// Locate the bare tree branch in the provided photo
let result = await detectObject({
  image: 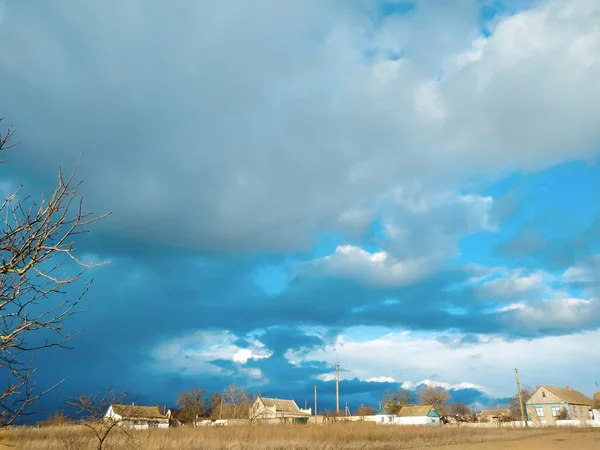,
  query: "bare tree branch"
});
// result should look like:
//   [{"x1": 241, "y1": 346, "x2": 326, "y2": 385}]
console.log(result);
[
  {"x1": 66, "y1": 389, "x2": 133, "y2": 450},
  {"x1": 0, "y1": 123, "x2": 110, "y2": 426}
]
